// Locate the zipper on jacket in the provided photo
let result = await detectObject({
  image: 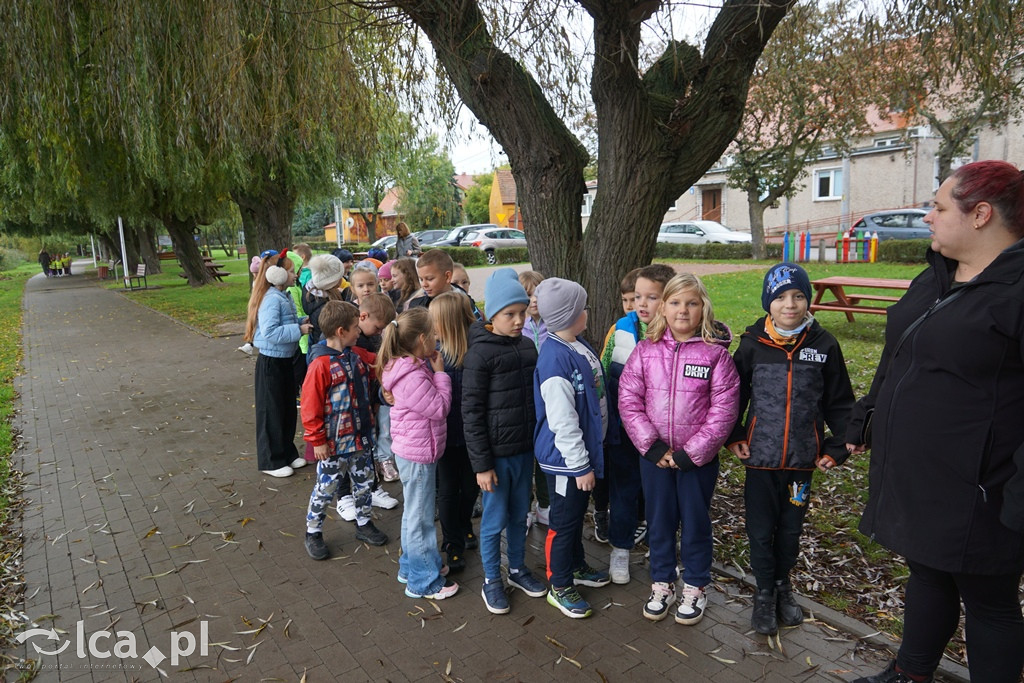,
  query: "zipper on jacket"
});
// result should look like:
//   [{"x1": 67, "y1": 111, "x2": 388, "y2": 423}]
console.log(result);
[
  {"x1": 669, "y1": 341, "x2": 681, "y2": 450},
  {"x1": 756, "y1": 330, "x2": 807, "y2": 469}
]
